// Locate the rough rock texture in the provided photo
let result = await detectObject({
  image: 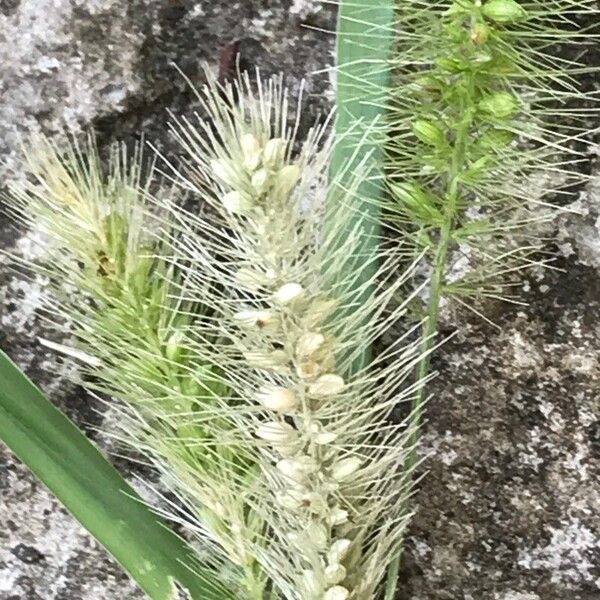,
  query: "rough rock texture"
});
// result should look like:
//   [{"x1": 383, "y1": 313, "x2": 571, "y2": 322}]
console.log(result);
[
  {"x1": 398, "y1": 258, "x2": 600, "y2": 600},
  {"x1": 0, "y1": 1, "x2": 598, "y2": 599}
]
